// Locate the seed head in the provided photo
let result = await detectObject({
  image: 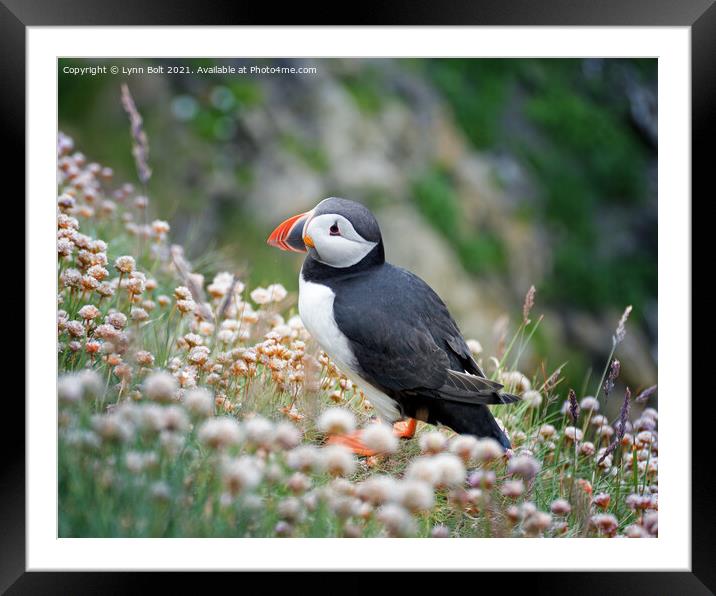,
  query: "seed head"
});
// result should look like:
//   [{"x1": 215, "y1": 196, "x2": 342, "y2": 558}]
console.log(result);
[
  {"x1": 603, "y1": 359, "x2": 621, "y2": 398},
  {"x1": 614, "y1": 305, "x2": 633, "y2": 345},
  {"x1": 635, "y1": 385, "x2": 657, "y2": 403},
  {"x1": 567, "y1": 388, "x2": 580, "y2": 423},
  {"x1": 522, "y1": 285, "x2": 536, "y2": 324}
]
